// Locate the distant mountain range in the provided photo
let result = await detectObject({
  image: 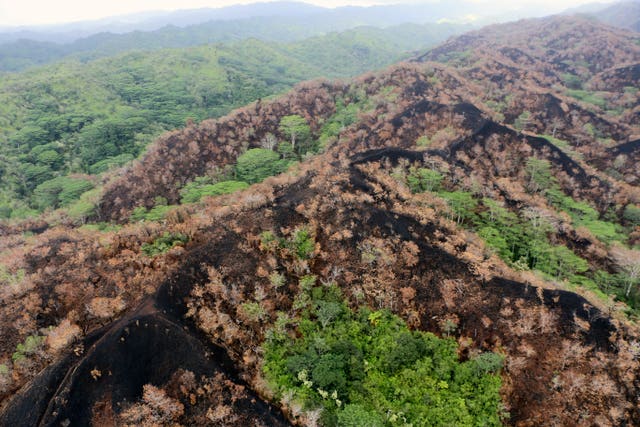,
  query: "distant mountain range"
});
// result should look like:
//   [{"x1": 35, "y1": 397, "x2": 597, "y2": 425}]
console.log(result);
[
  {"x1": 0, "y1": 2, "x2": 325, "y2": 43},
  {"x1": 0, "y1": 0, "x2": 595, "y2": 45},
  {"x1": 592, "y1": 0, "x2": 640, "y2": 31},
  {"x1": 0, "y1": 2, "x2": 481, "y2": 72},
  {"x1": 562, "y1": 0, "x2": 640, "y2": 31},
  {"x1": 3, "y1": 1, "x2": 638, "y2": 73}
]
